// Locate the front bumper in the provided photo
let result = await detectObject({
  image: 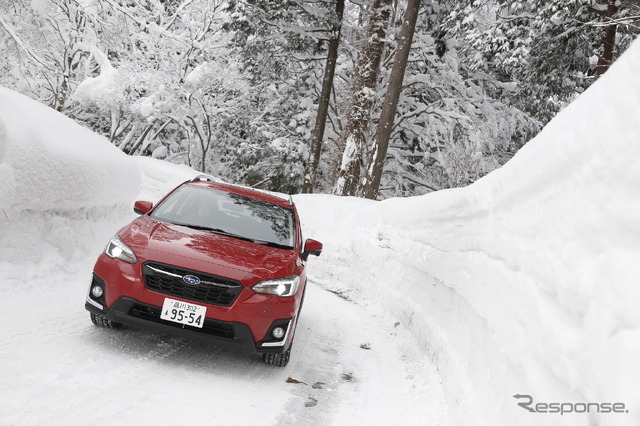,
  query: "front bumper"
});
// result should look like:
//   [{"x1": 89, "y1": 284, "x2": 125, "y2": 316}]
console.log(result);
[
  {"x1": 86, "y1": 296, "x2": 256, "y2": 348},
  {"x1": 85, "y1": 296, "x2": 294, "y2": 354},
  {"x1": 85, "y1": 264, "x2": 300, "y2": 354}
]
